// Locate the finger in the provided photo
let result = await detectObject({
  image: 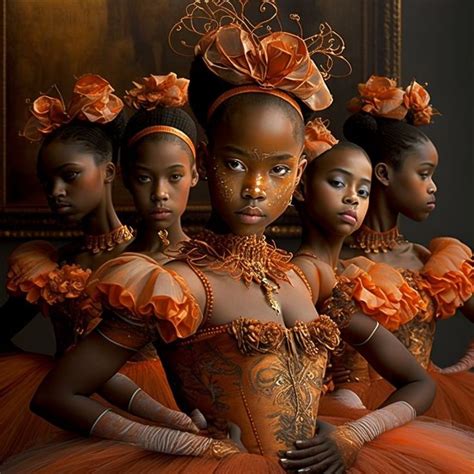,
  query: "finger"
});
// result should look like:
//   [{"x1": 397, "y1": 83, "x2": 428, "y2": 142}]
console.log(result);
[
  {"x1": 284, "y1": 444, "x2": 332, "y2": 460},
  {"x1": 280, "y1": 449, "x2": 332, "y2": 470},
  {"x1": 309, "y1": 454, "x2": 341, "y2": 472},
  {"x1": 294, "y1": 436, "x2": 329, "y2": 449},
  {"x1": 325, "y1": 462, "x2": 346, "y2": 474},
  {"x1": 190, "y1": 409, "x2": 207, "y2": 430}
]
